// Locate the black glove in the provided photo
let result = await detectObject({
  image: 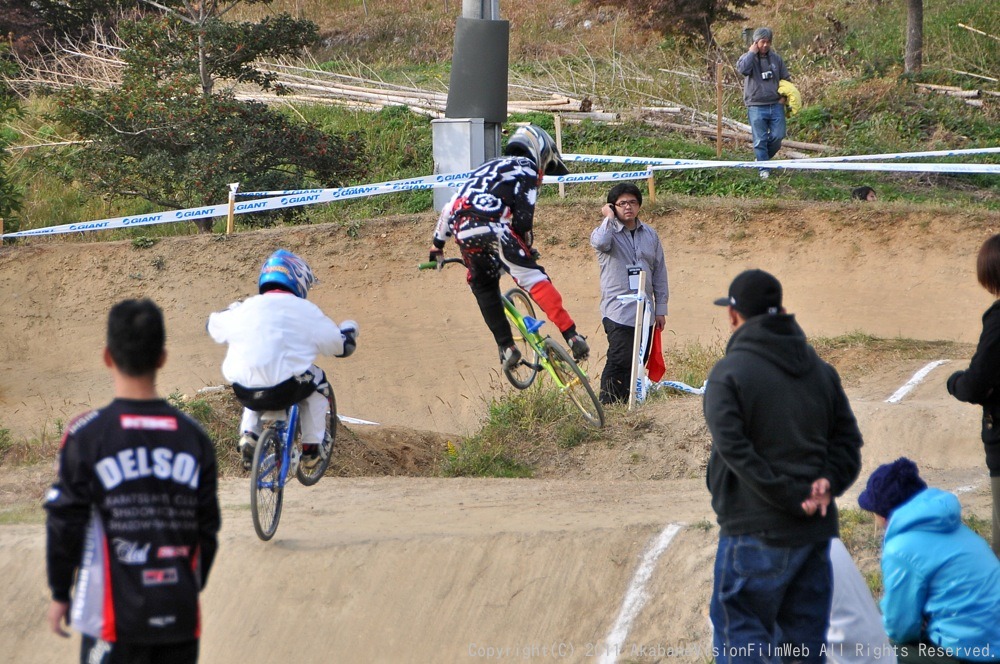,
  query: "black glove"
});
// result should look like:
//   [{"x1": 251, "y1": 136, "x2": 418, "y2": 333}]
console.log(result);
[
  {"x1": 428, "y1": 248, "x2": 443, "y2": 265},
  {"x1": 946, "y1": 370, "x2": 963, "y2": 396}
]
